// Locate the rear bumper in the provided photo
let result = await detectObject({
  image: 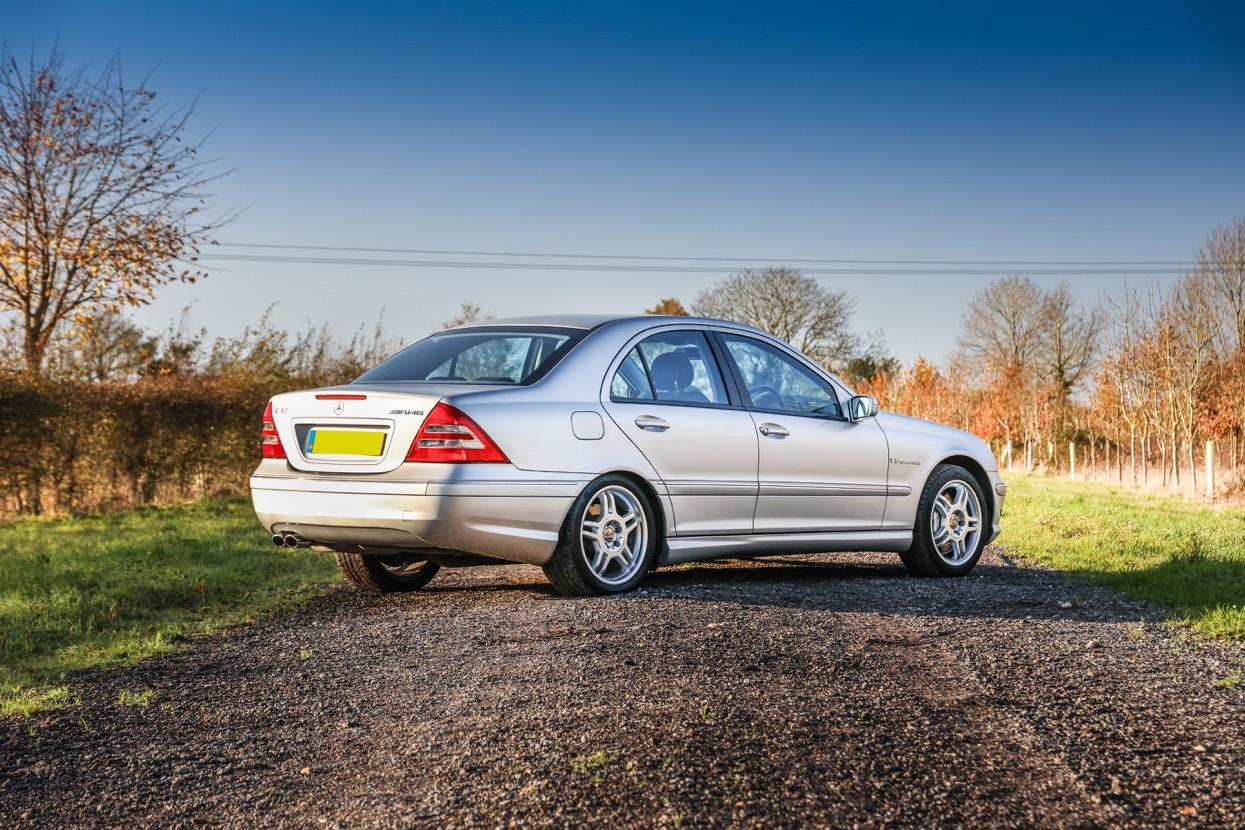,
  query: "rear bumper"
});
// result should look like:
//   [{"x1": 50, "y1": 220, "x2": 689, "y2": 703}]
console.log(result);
[{"x1": 249, "y1": 473, "x2": 582, "y2": 565}]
